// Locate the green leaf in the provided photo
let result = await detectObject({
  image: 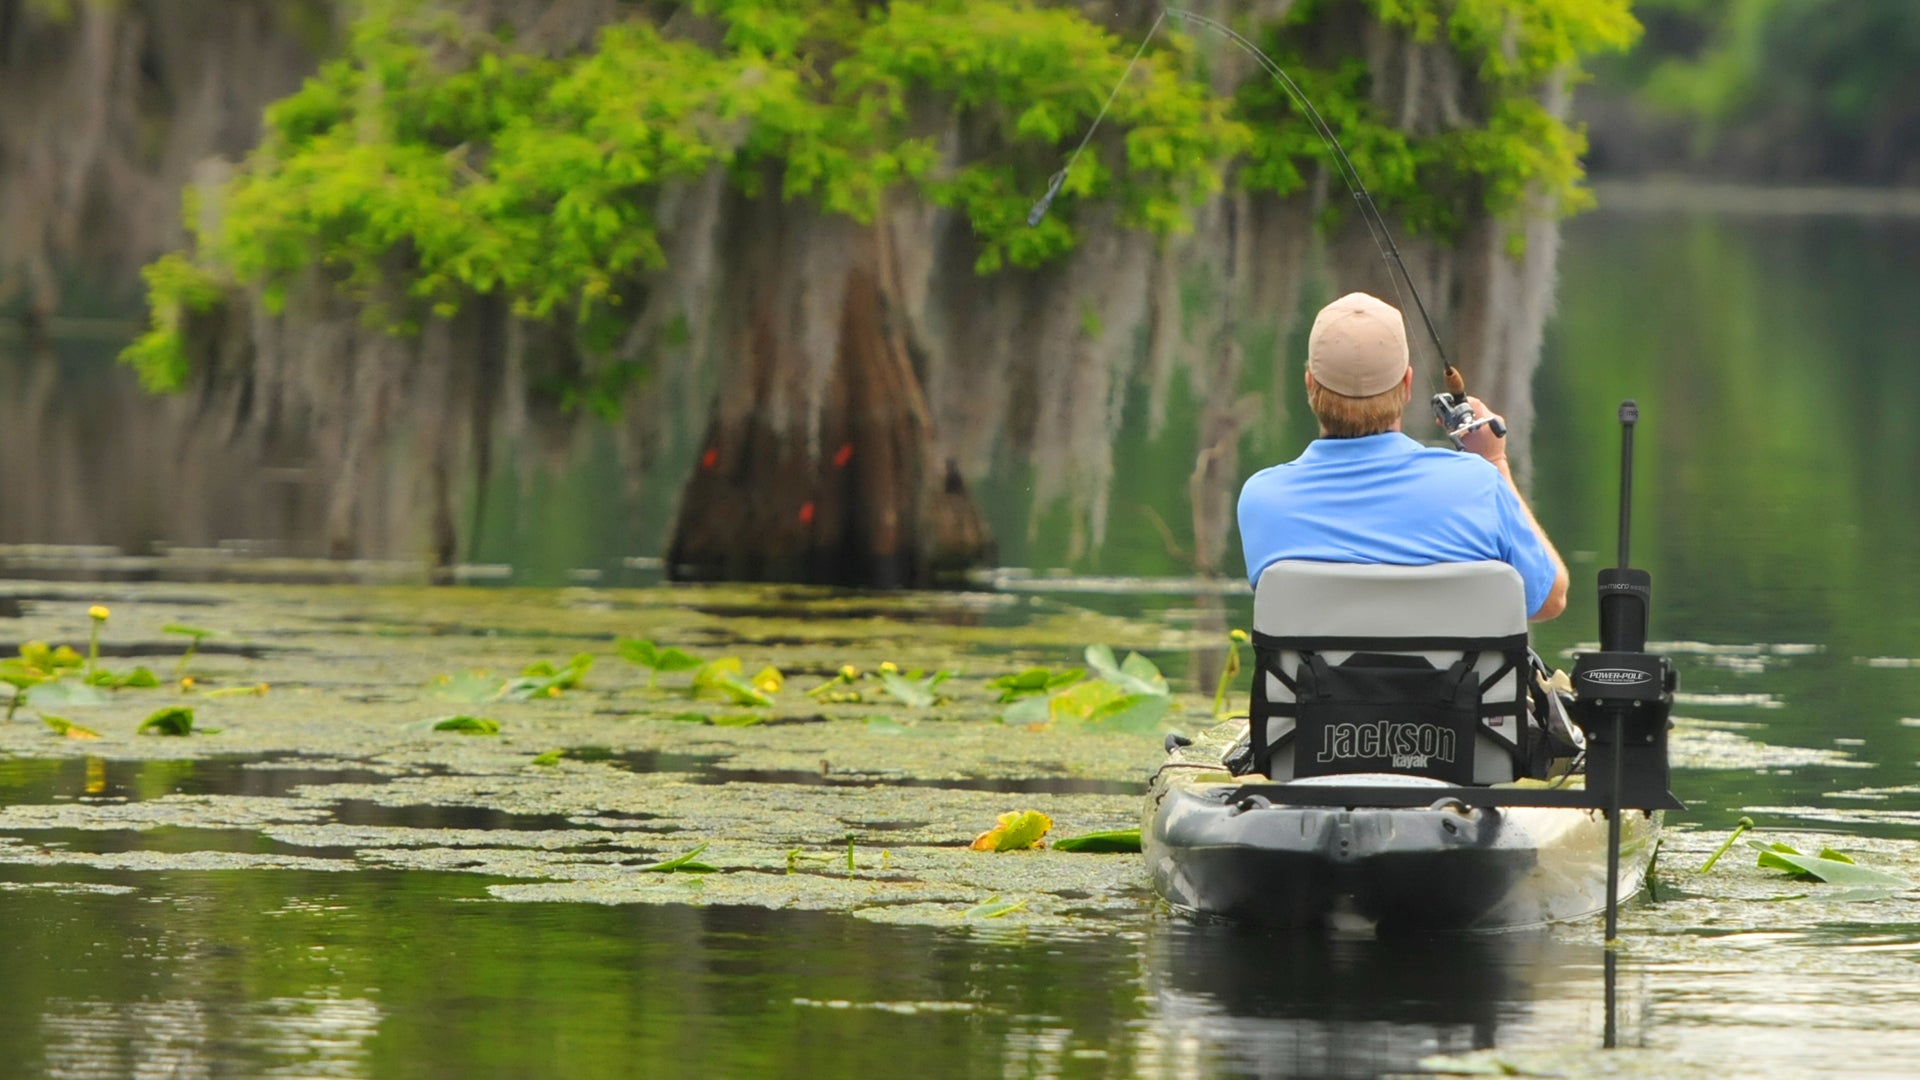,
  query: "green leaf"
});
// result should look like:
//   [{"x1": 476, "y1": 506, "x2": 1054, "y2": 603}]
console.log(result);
[
  {"x1": 431, "y1": 670, "x2": 507, "y2": 703},
  {"x1": 431, "y1": 715, "x2": 502, "y2": 735},
  {"x1": 691, "y1": 658, "x2": 773, "y2": 707},
  {"x1": 26, "y1": 680, "x2": 111, "y2": 708},
  {"x1": 1000, "y1": 694, "x2": 1052, "y2": 726},
  {"x1": 1052, "y1": 828, "x2": 1141, "y2": 853},
  {"x1": 988, "y1": 666, "x2": 1084, "y2": 702},
  {"x1": 162, "y1": 624, "x2": 221, "y2": 640},
  {"x1": 137, "y1": 707, "x2": 195, "y2": 736},
  {"x1": 964, "y1": 896, "x2": 1028, "y2": 919},
  {"x1": 1747, "y1": 840, "x2": 1909, "y2": 887},
  {"x1": 39, "y1": 714, "x2": 101, "y2": 740},
  {"x1": 114, "y1": 667, "x2": 161, "y2": 689},
  {"x1": 1086, "y1": 692, "x2": 1170, "y2": 735},
  {"x1": 638, "y1": 842, "x2": 716, "y2": 873},
  {"x1": 1084, "y1": 644, "x2": 1168, "y2": 696},
  {"x1": 876, "y1": 669, "x2": 949, "y2": 708},
  {"x1": 530, "y1": 749, "x2": 564, "y2": 766},
  {"x1": 970, "y1": 809, "x2": 1053, "y2": 852}
]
